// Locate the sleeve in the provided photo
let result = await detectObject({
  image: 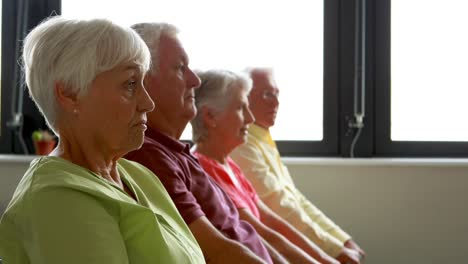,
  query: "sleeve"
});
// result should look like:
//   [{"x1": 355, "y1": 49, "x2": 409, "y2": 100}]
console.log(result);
[
  {"x1": 231, "y1": 142, "x2": 346, "y2": 258},
  {"x1": 229, "y1": 160, "x2": 260, "y2": 205},
  {"x1": 293, "y1": 185, "x2": 351, "y2": 243},
  {"x1": 27, "y1": 188, "x2": 129, "y2": 264},
  {"x1": 126, "y1": 146, "x2": 205, "y2": 225},
  {"x1": 197, "y1": 156, "x2": 250, "y2": 211},
  {"x1": 230, "y1": 143, "x2": 282, "y2": 198}
]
